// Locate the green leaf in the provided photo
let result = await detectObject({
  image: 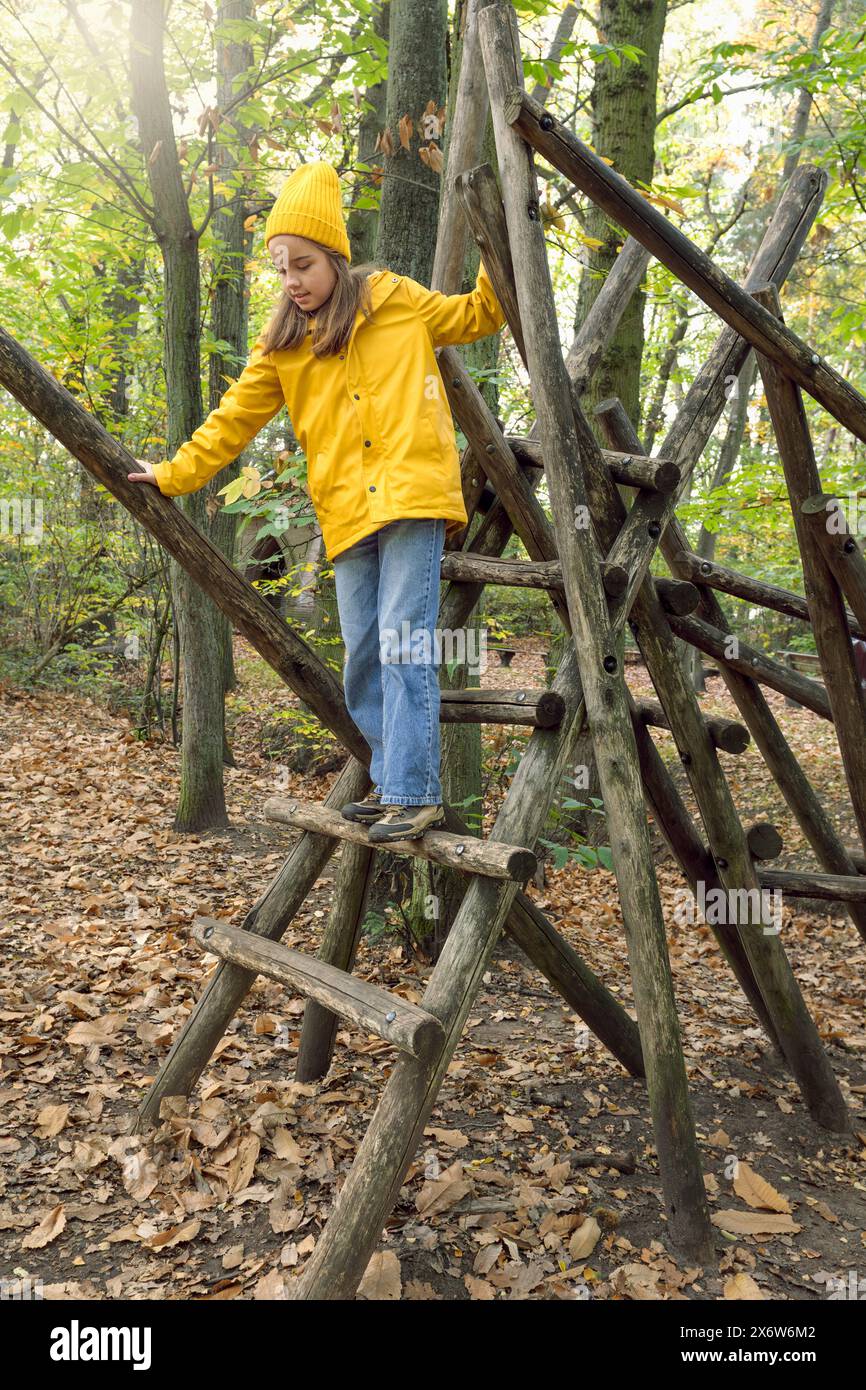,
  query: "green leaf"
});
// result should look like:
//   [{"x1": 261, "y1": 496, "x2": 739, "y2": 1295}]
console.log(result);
[{"x1": 219, "y1": 476, "x2": 247, "y2": 506}]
